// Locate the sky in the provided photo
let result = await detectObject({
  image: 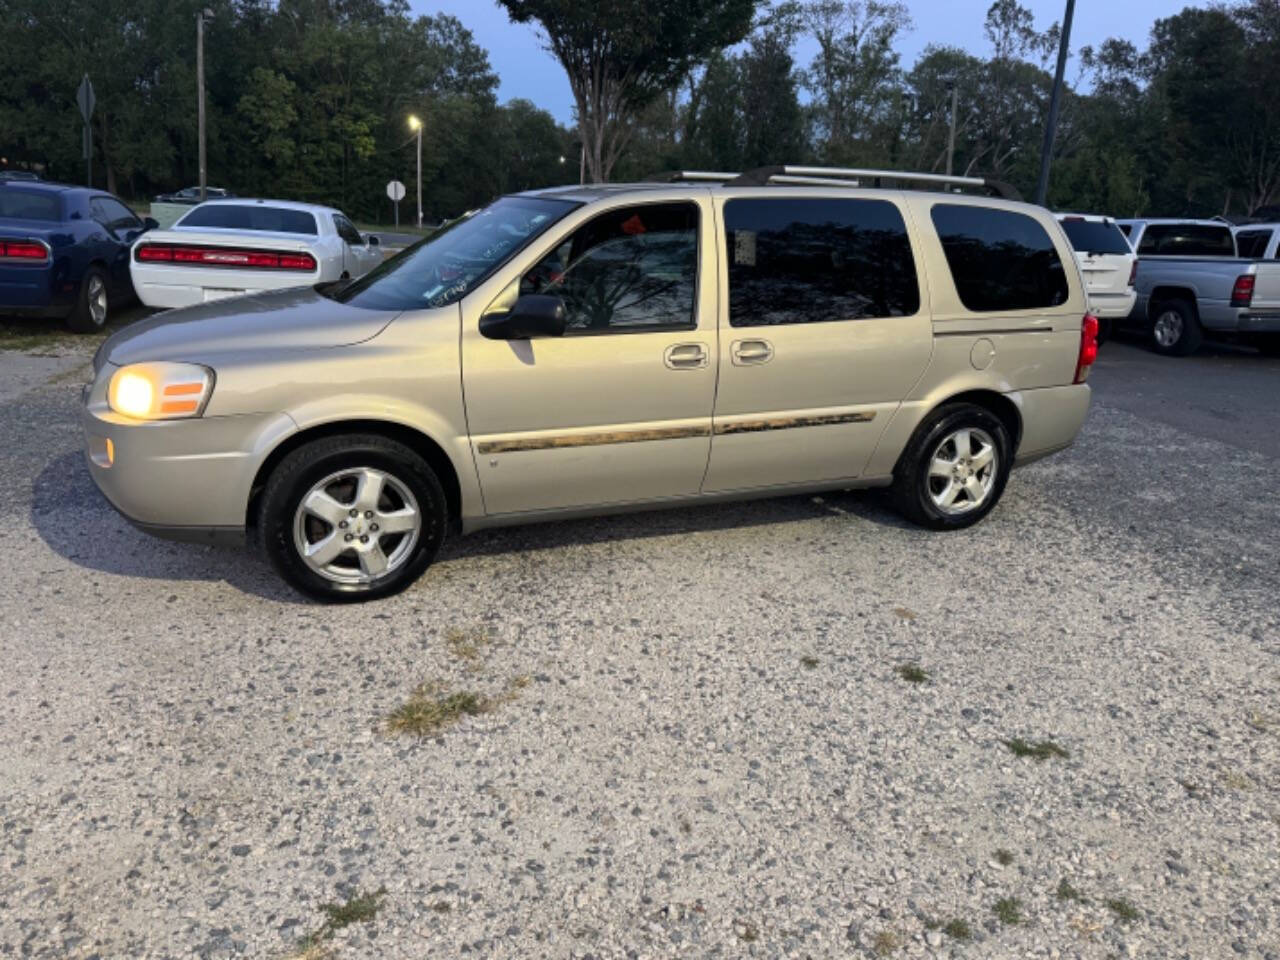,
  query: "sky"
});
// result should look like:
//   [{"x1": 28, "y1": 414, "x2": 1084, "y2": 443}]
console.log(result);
[{"x1": 410, "y1": 0, "x2": 1191, "y2": 124}]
